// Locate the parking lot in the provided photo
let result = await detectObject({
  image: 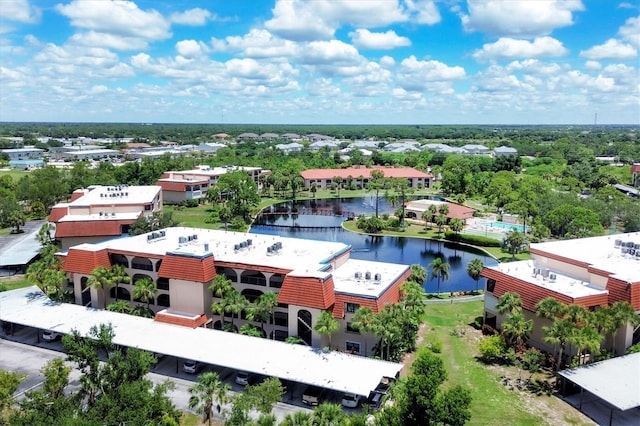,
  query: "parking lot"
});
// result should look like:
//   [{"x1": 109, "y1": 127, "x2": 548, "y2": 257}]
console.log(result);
[{"x1": 1, "y1": 323, "x2": 360, "y2": 419}]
